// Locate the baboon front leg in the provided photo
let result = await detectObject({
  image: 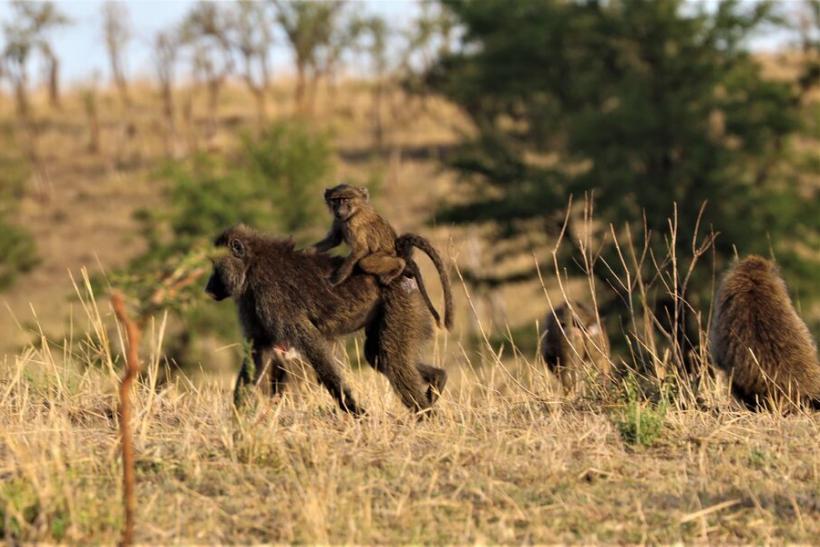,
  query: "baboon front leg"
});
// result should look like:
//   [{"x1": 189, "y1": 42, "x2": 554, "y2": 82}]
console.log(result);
[
  {"x1": 233, "y1": 341, "x2": 288, "y2": 406},
  {"x1": 255, "y1": 345, "x2": 289, "y2": 397},
  {"x1": 312, "y1": 226, "x2": 343, "y2": 253},
  {"x1": 299, "y1": 331, "x2": 364, "y2": 415}
]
